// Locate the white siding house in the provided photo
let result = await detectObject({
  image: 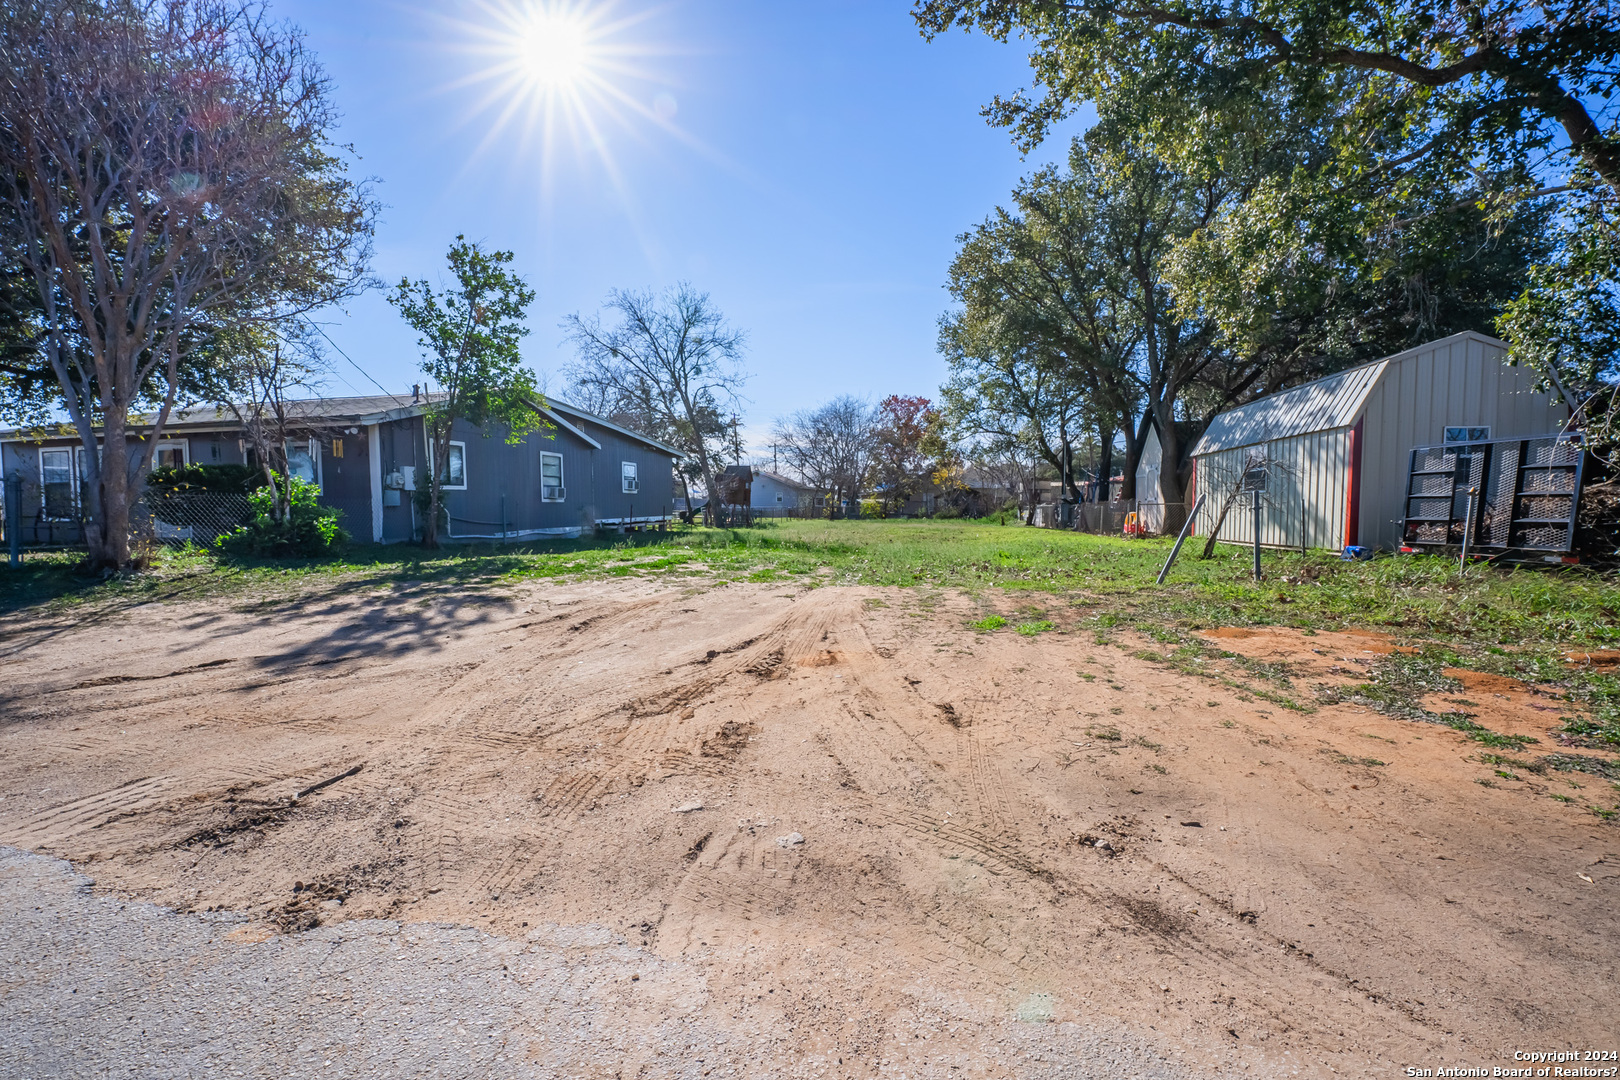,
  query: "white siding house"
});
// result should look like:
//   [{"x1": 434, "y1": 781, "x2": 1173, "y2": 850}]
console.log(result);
[
  {"x1": 1190, "y1": 332, "x2": 1568, "y2": 551},
  {"x1": 1135, "y1": 422, "x2": 1166, "y2": 533}
]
